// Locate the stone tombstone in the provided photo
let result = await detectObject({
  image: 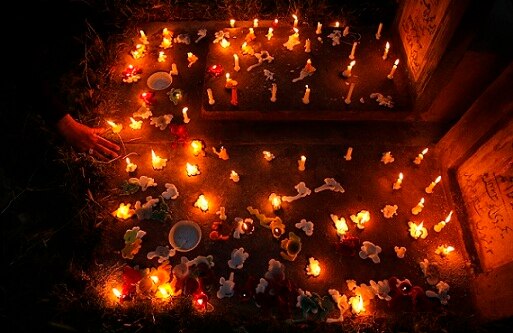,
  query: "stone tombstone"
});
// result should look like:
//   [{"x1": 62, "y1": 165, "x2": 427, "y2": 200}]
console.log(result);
[
  {"x1": 456, "y1": 119, "x2": 513, "y2": 271},
  {"x1": 398, "y1": 0, "x2": 468, "y2": 94}
]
